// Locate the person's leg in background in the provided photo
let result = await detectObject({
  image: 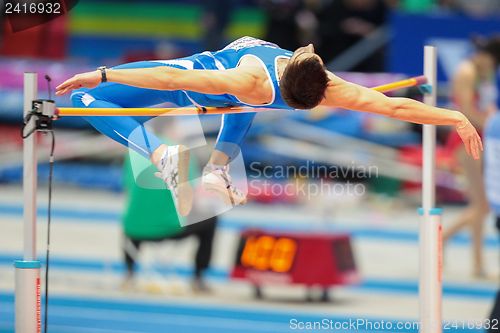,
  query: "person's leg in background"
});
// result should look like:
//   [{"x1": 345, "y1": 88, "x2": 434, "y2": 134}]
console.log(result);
[
  {"x1": 191, "y1": 216, "x2": 217, "y2": 292},
  {"x1": 443, "y1": 147, "x2": 489, "y2": 277},
  {"x1": 170, "y1": 216, "x2": 218, "y2": 292},
  {"x1": 122, "y1": 237, "x2": 142, "y2": 288}
]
